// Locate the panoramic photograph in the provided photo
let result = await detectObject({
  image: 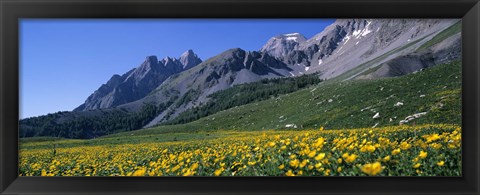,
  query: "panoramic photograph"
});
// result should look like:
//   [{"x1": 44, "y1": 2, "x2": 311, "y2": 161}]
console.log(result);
[{"x1": 19, "y1": 19, "x2": 461, "y2": 176}]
